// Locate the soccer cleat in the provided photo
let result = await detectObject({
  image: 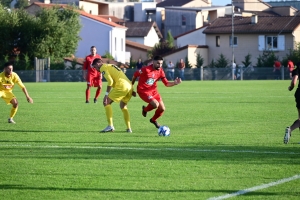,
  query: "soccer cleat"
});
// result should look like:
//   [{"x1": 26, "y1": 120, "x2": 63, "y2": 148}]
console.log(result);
[
  {"x1": 150, "y1": 118, "x2": 160, "y2": 128},
  {"x1": 284, "y1": 127, "x2": 291, "y2": 144},
  {"x1": 126, "y1": 128, "x2": 132, "y2": 133},
  {"x1": 85, "y1": 100, "x2": 89, "y2": 103},
  {"x1": 142, "y1": 105, "x2": 147, "y2": 117},
  {"x1": 8, "y1": 118, "x2": 16, "y2": 124},
  {"x1": 100, "y1": 125, "x2": 115, "y2": 133},
  {"x1": 94, "y1": 98, "x2": 97, "y2": 103}
]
